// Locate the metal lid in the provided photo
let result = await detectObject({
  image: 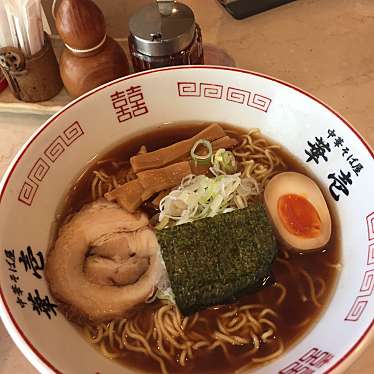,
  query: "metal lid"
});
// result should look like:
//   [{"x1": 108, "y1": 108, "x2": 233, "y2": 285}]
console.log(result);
[{"x1": 129, "y1": 1, "x2": 196, "y2": 57}]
